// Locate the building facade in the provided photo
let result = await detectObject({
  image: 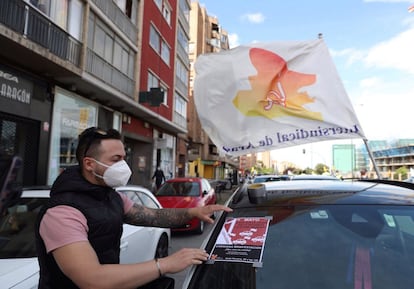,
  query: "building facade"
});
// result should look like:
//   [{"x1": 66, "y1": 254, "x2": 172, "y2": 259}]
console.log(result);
[
  {"x1": 187, "y1": 1, "x2": 238, "y2": 180},
  {"x1": 370, "y1": 139, "x2": 414, "y2": 179},
  {"x1": 0, "y1": 0, "x2": 187, "y2": 189},
  {"x1": 332, "y1": 144, "x2": 356, "y2": 175}
]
